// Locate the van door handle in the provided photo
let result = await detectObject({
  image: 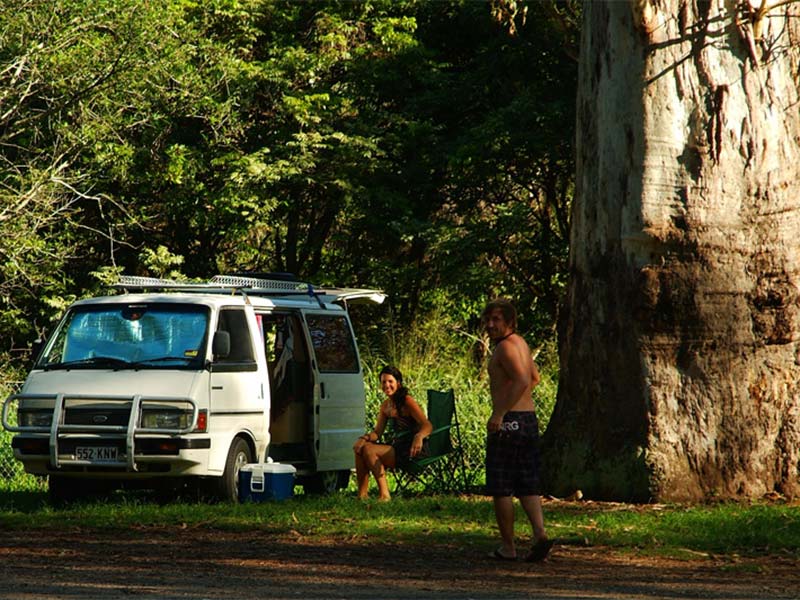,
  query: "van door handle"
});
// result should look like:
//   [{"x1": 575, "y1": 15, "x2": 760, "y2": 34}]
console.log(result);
[{"x1": 320, "y1": 382, "x2": 326, "y2": 399}]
